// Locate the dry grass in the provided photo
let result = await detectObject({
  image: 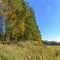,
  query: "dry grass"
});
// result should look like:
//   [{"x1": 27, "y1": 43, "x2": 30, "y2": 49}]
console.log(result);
[{"x1": 0, "y1": 41, "x2": 59, "y2": 60}]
